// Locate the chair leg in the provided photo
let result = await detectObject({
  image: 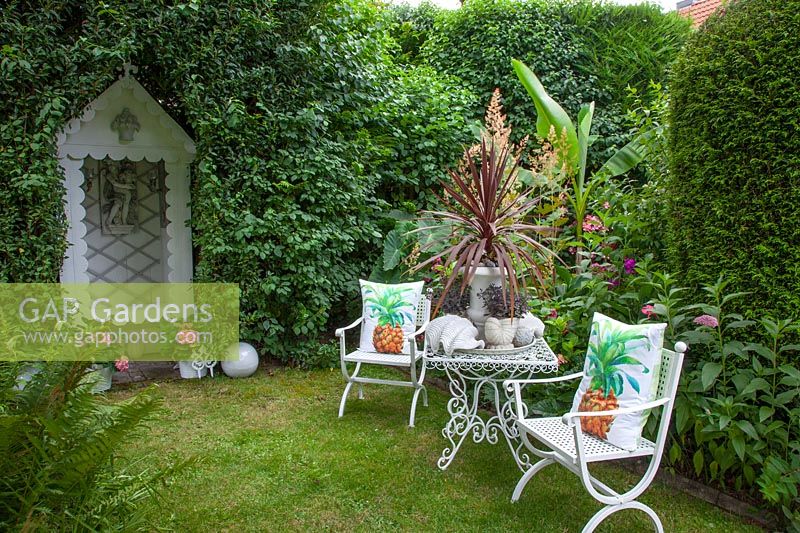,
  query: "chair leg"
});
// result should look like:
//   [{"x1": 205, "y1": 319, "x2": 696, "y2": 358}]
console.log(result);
[
  {"x1": 338, "y1": 381, "x2": 353, "y2": 418},
  {"x1": 409, "y1": 386, "x2": 425, "y2": 427},
  {"x1": 338, "y1": 362, "x2": 362, "y2": 418},
  {"x1": 422, "y1": 385, "x2": 428, "y2": 407},
  {"x1": 358, "y1": 384, "x2": 364, "y2": 399},
  {"x1": 582, "y1": 501, "x2": 663, "y2": 533},
  {"x1": 511, "y1": 457, "x2": 554, "y2": 502}
]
